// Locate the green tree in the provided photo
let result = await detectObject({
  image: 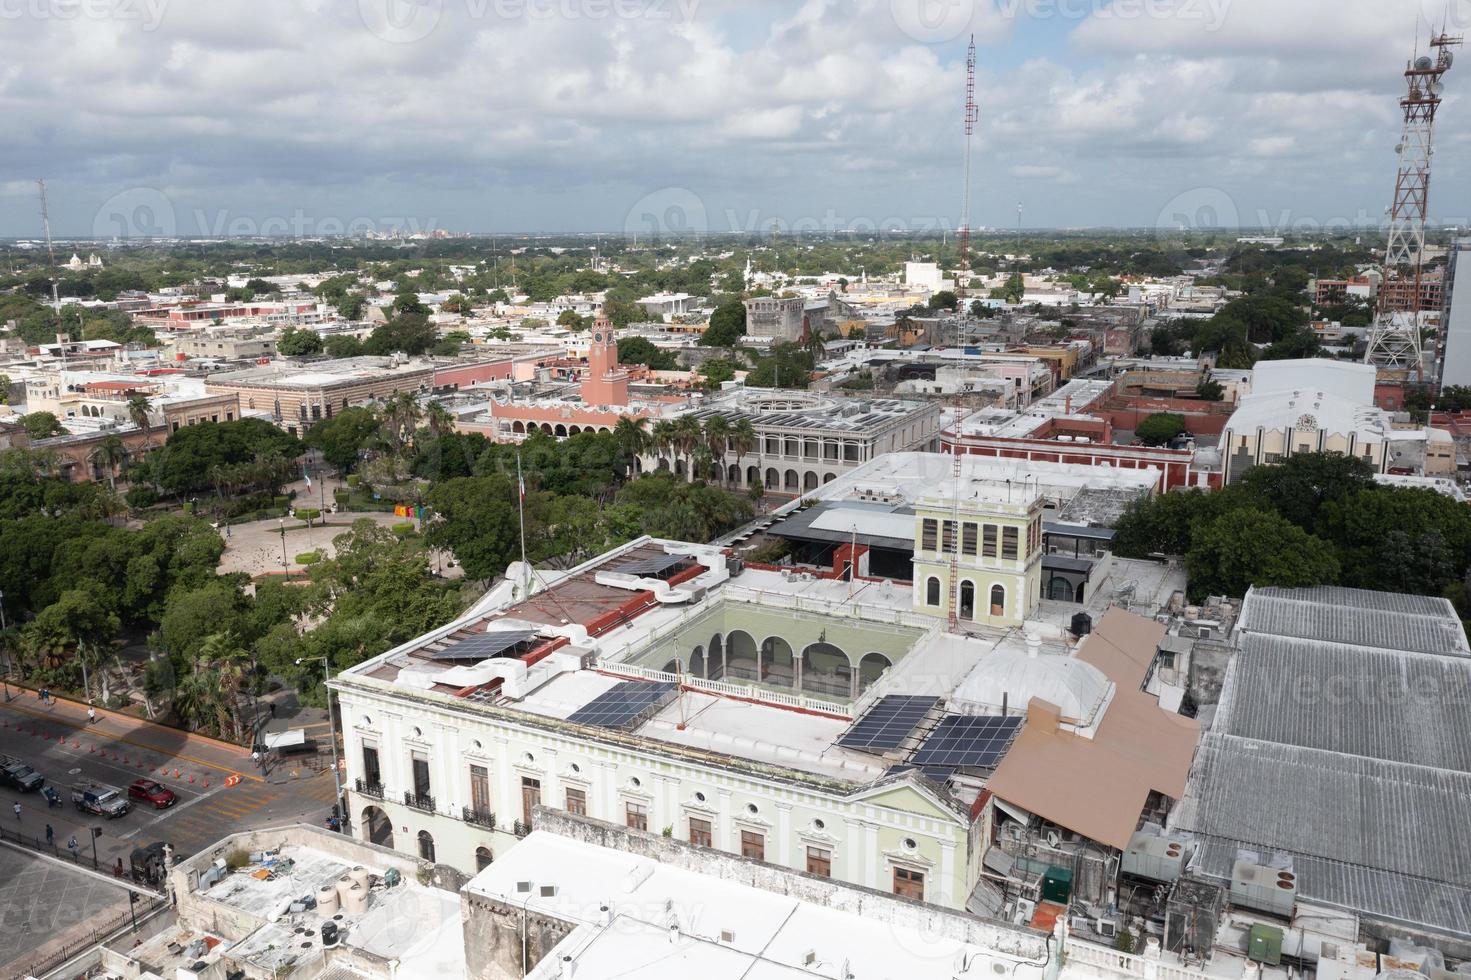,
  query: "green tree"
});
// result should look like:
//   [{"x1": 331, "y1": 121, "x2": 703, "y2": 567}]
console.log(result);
[
  {"x1": 698, "y1": 357, "x2": 737, "y2": 390},
  {"x1": 1195, "y1": 377, "x2": 1224, "y2": 401},
  {"x1": 927, "y1": 290, "x2": 958, "y2": 311},
  {"x1": 557, "y1": 309, "x2": 588, "y2": 331},
  {"x1": 363, "y1": 313, "x2": 437, "y2": 356},
  {"x1": 1238, "y1": 452, "x2": 1374, "y2": 534},
  {"x1": 1318, "y1": 487, "x2": 1471, "y2": 595},
  {"x1": 156, "y1": 581, "x2": 254, "y2": 664},
  {"x1": 617, "y1": 336, "x2": 677, "y2": 371},
  {"x1": 1185, "y1": 510, "x2": 1339, "y2": 601},
  {"x1": 20, "y1": 589, "x2": 120, "y2": 674},
  {"x1": 325, "y1": 335, "x2": 364, "y2": 358},
  {"x1": 701, "y1": 301, "x2": 748, "y2": 347},
  {"x1": 424, "y1": 475, "x2": 523, "y2": 582},
  {"x1": 1135, "y1": 412, "x2": 1186, "y2": 446},
  {"x1": 19, "y1": 412, "x2": 66, "y2": 440},
  {"x1": 277, "y1": 327, "x2": 323, "y2": 357}
]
